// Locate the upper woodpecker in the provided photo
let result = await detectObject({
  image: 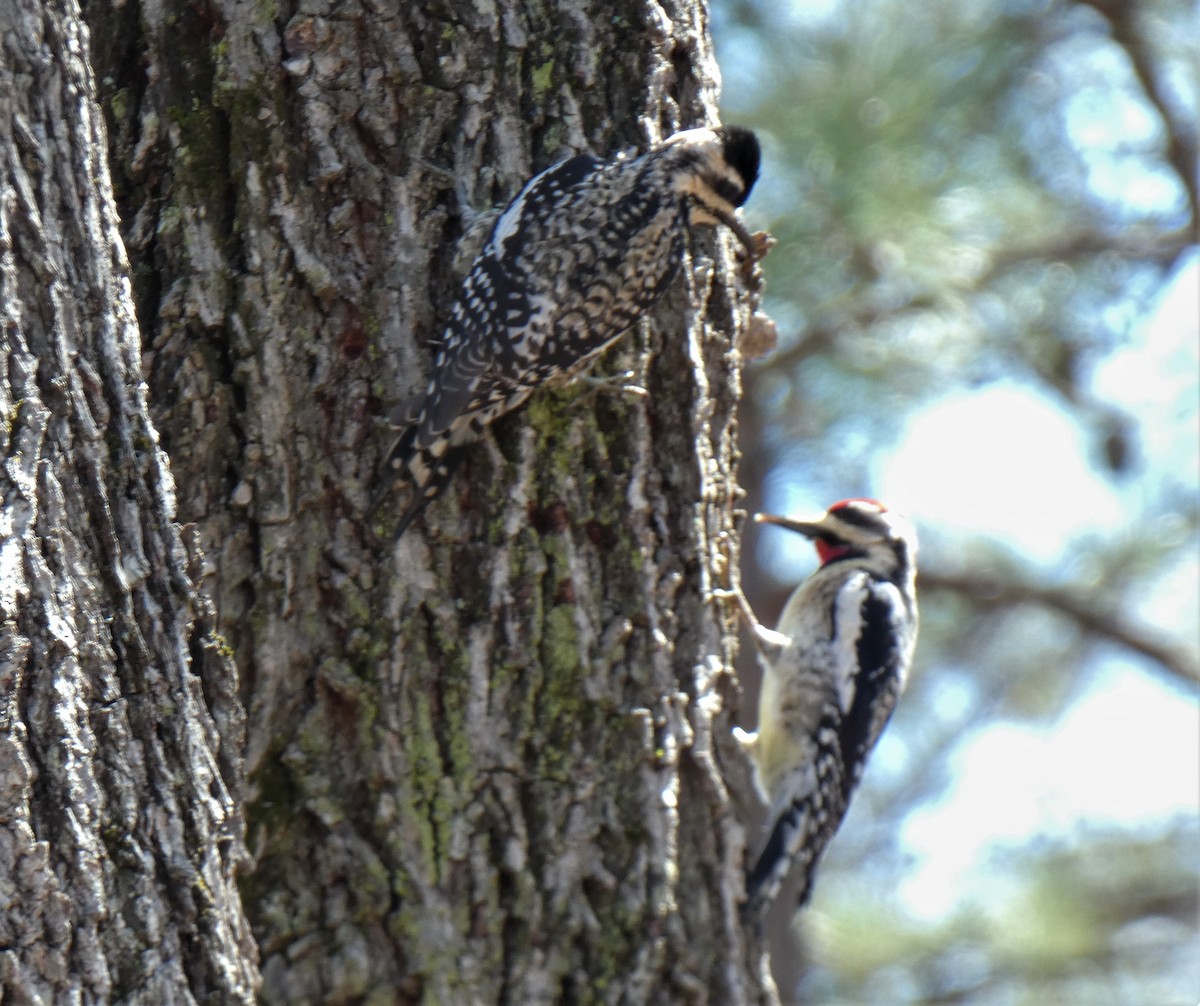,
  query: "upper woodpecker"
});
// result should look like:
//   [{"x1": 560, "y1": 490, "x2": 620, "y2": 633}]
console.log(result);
[
  {"x1": 734, "y1": 498, "x2": 918, "y2": 917},
  {"x1": 370, "y1": 125, "x2": 762, "y2": 537}
]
